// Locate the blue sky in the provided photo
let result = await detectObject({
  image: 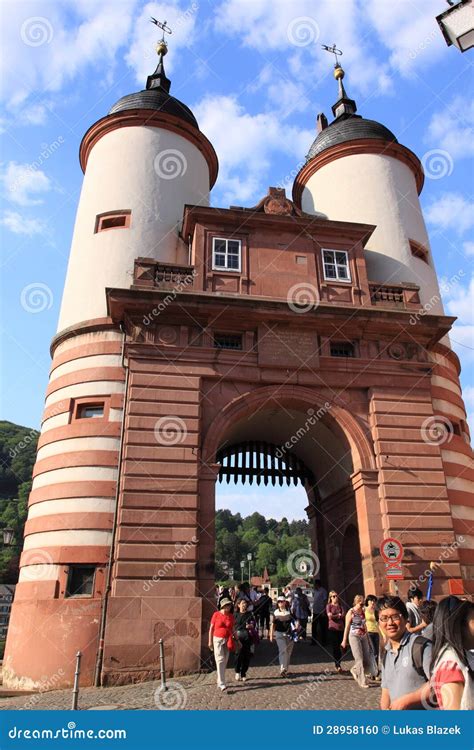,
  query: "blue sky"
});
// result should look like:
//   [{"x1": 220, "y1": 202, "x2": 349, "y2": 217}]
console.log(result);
[{"x1": 1, "y1": 0, "x2": 473, "y2": 520}]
